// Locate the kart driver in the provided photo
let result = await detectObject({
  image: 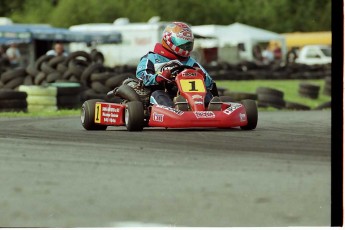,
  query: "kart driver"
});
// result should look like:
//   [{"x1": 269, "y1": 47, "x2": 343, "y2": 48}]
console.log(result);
[{"x1": 136, "y1": 21, "x2": 219, "y2": 108}]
